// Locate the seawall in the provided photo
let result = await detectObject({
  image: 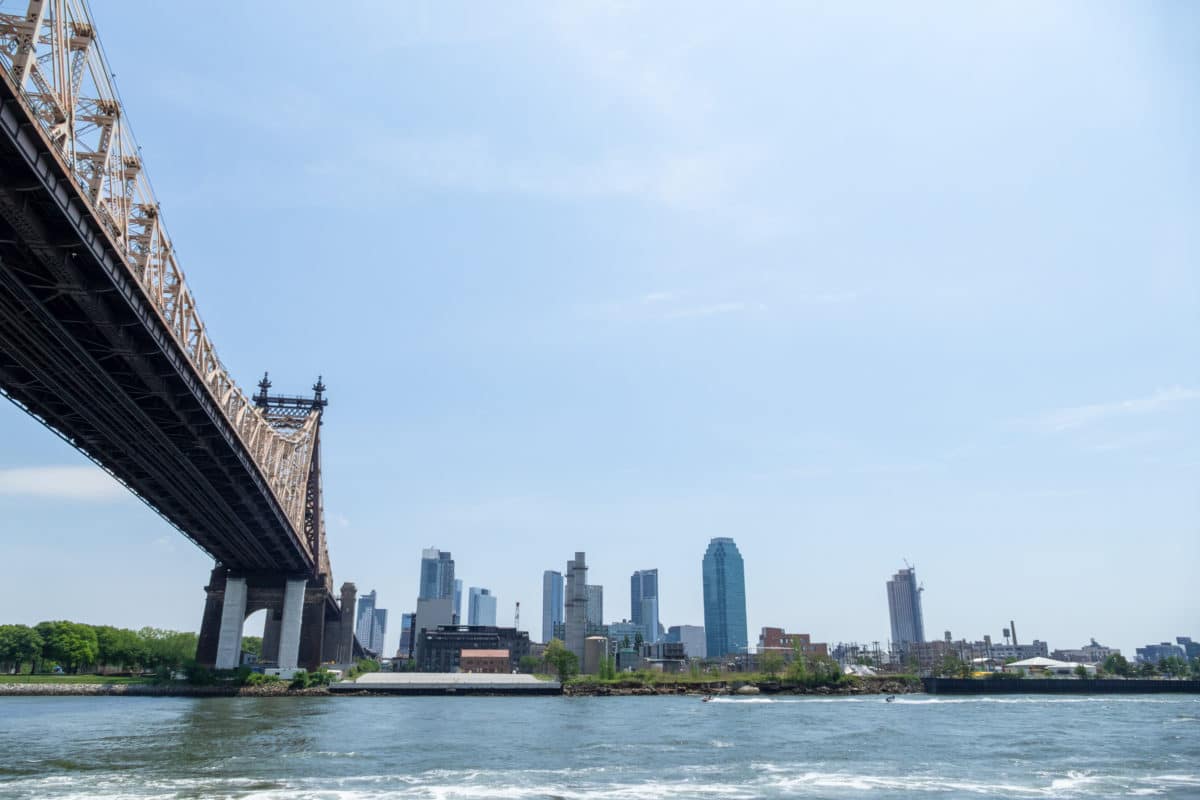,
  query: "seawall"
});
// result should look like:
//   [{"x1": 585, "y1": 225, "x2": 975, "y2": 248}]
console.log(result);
[
  {"x1": 565, "y1": 677, "x2": 921, "y2": 697},
  {"x1": 924, "y1": 677, "x2": 1200, "y2": 695}
]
